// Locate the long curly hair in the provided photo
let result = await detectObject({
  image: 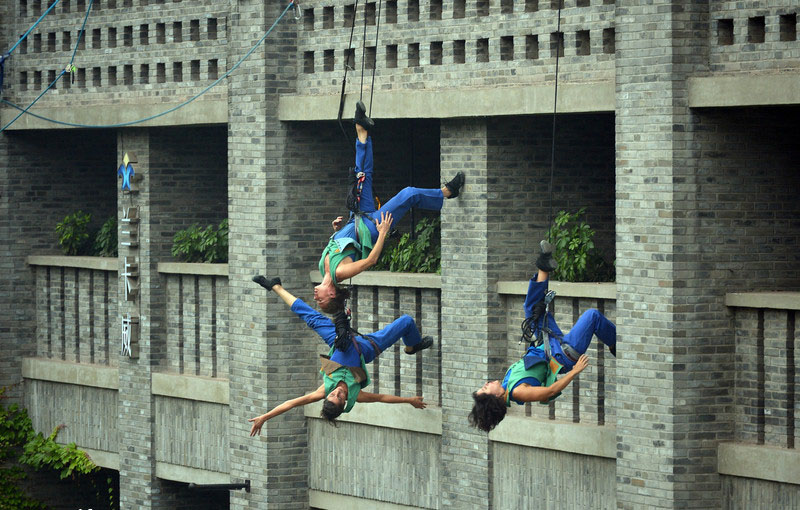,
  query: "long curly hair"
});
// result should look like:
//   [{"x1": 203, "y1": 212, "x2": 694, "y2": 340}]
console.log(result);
[
  {"x1": 332, "y1": 310, "x2": 353, "y2": 352},
  {"x1": 319, "y1": 285, "x2": 351, "y2": 314},
  {"x1": 320, "y1": 399, "x2": 344, "y2": 426},
  {"x1": 468, "y1": 392, "x2": 507, "y2": 432}
]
